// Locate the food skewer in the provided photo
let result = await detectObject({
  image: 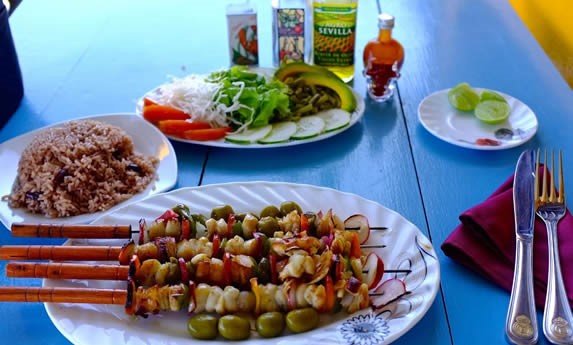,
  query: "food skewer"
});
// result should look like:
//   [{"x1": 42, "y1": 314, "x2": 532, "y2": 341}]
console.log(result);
[
  {"x1": 6, "y1": 262, "x2": 129, "y2": 281},
  {"x1": 0, "y1": 286, "x2": 126, "y2": 304},
  {"x1": 11, "y1": 223, "x2": 132, "y2": 239},
  {"x1": 0, "y1": 245, "x2": 121, "y2": 261}
]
